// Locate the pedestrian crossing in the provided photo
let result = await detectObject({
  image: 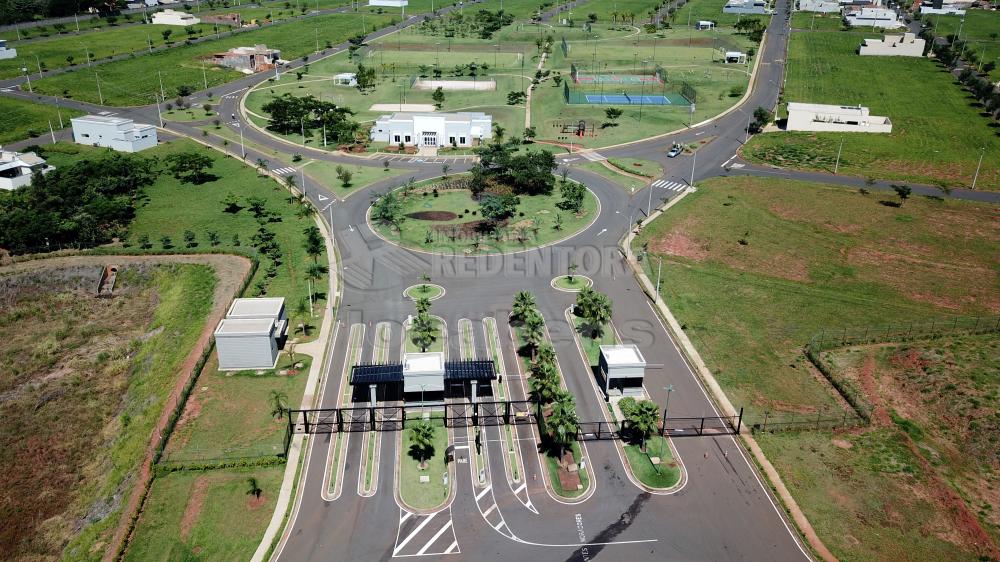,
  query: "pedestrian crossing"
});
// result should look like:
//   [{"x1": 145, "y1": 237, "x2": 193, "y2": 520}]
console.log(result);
[
  {"x1": 580, "y1": 151, "x2": 606, "y2": 162},
  {"x1": 393, "y1": 508, "x2": 459, "y2": 557},
  {"x1": 272, "y1": 166, "x2": 296, "y2": 176},
  {"x1": 651, "y1": 179, "x2": 687, "y2": 192}
]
